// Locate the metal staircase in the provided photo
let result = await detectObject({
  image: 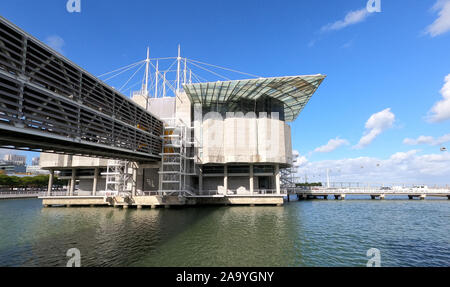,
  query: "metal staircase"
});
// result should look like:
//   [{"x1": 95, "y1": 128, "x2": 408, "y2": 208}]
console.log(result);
[
  {"x1": 159, "y1": 118, "x2": 197, "y2": 196},
  {"x1": 281, "y1": 153, "x2": 300, "y2": 188},
  {"x1": 103, "y1": 160, "x2": 133, "y2": 196}
]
